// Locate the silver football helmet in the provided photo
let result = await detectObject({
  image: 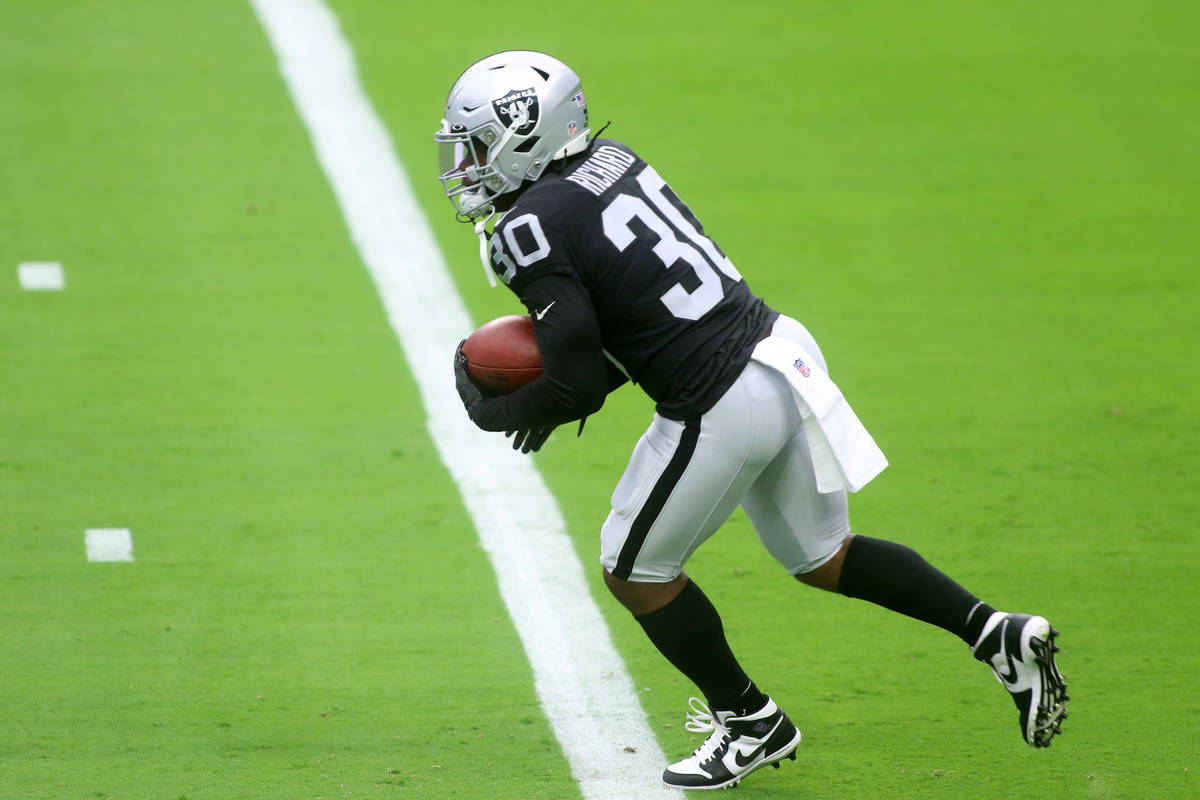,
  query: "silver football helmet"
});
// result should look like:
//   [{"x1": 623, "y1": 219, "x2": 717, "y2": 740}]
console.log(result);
[{"x1": 436, "y1": 51, "x2": 590, "y2": 221}]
